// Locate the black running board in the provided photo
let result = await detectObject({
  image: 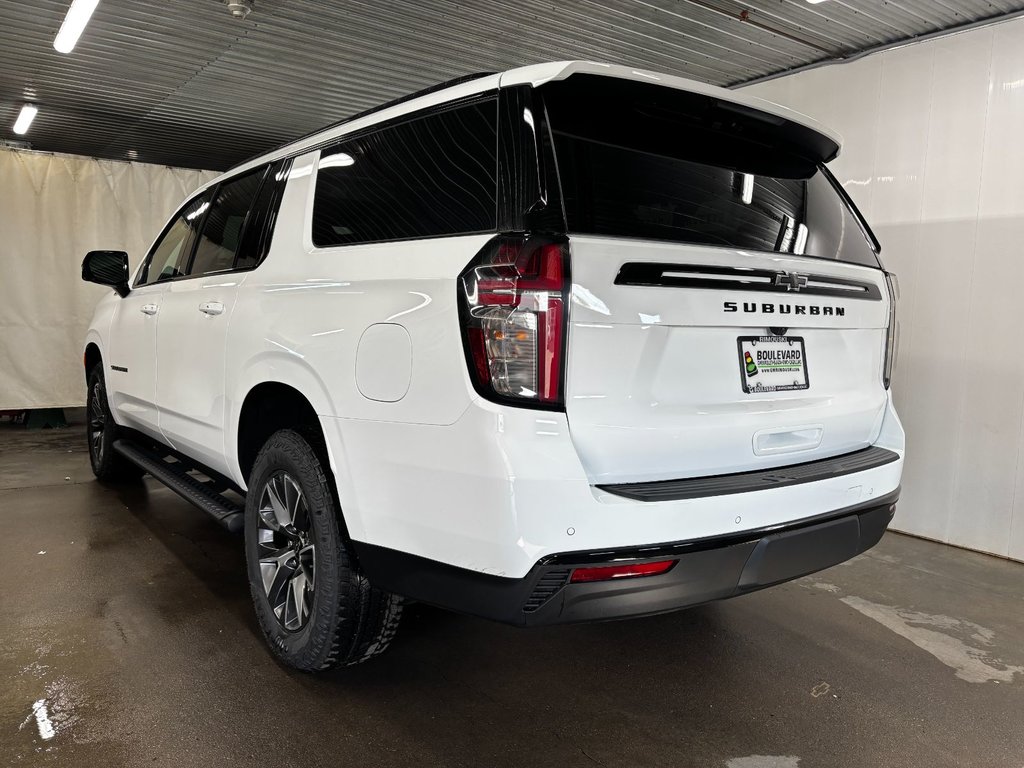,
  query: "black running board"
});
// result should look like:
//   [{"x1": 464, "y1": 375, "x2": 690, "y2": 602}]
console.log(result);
[{"x1": 113, "y1": 439, "x2": 245, "y2": 533}]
